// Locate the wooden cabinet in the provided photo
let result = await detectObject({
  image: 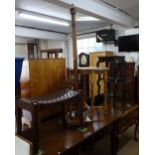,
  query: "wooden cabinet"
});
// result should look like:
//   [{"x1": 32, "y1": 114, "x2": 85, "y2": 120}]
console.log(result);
[
  {"x1": 125, "y1": 62, "x2": 135, "y2": 104},
  {"x1": 89, "y1": 51, "x2": 113, "y2": 98}
]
